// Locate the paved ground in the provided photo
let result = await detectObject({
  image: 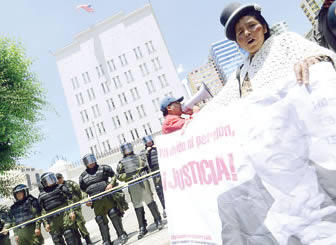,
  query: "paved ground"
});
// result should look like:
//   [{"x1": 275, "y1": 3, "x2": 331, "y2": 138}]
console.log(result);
[{"x1": 10, "y1": 196, "x2": 170, "y2": 245}]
